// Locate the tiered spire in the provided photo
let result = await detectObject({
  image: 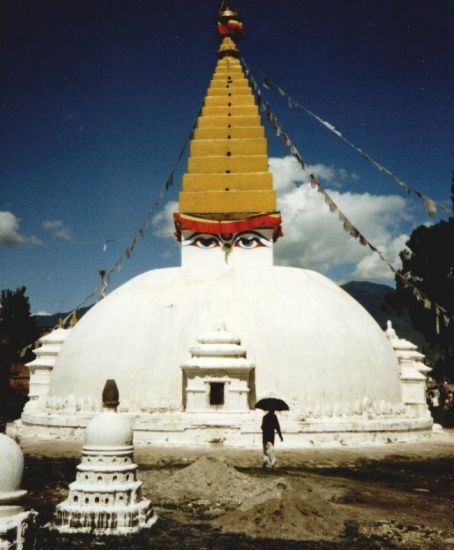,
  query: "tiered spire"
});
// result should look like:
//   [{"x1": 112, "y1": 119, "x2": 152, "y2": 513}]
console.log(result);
[{"x1": 175, "y1": 4, "x2": 281, "y2": 239}]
